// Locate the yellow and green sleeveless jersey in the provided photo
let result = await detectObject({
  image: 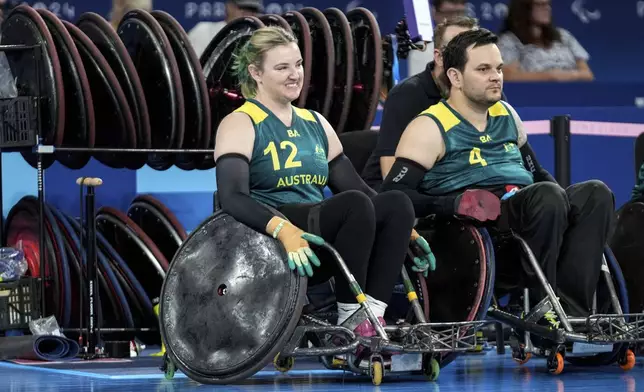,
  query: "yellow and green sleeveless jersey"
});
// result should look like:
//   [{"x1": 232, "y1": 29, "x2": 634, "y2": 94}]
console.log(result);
[
  {"x1": 417, "y1": 99, "x2": 534, "y2": 195},
  {"x1": 234, "y1": 98, "x2": 329, "y2": 208}
]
